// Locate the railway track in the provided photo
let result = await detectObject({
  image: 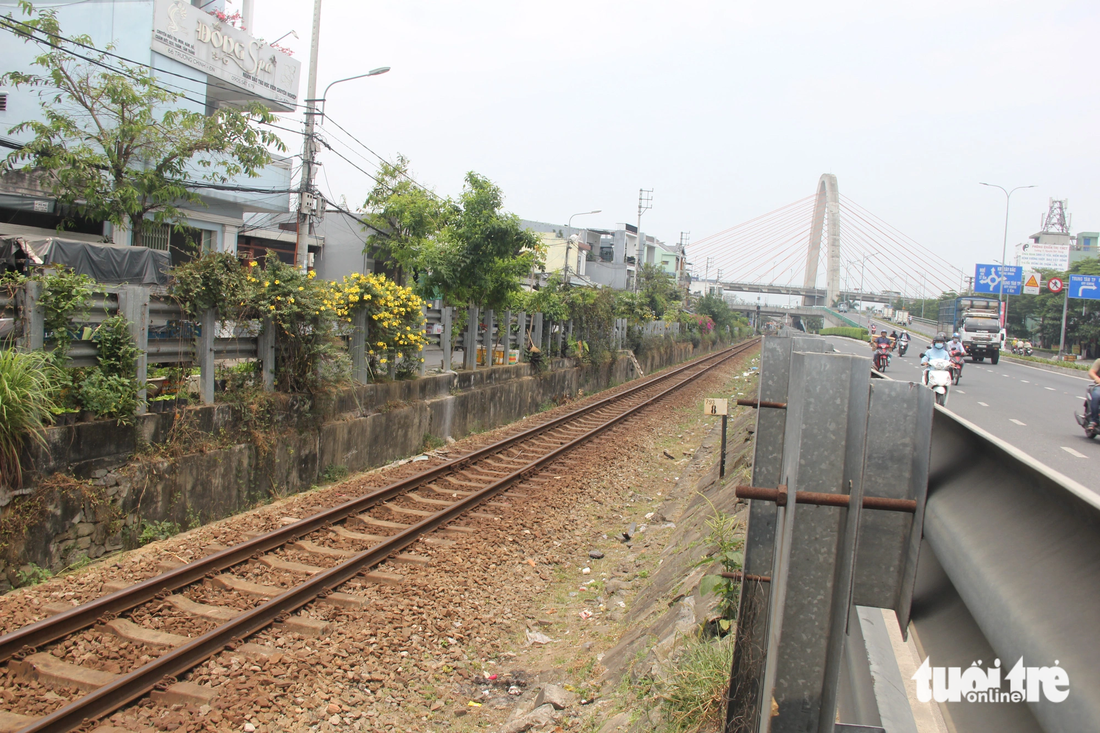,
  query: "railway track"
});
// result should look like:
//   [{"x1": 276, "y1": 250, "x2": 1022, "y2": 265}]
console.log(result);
[{"x1": 0, "y1": 339, "x2": 758, "y2": 732}]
